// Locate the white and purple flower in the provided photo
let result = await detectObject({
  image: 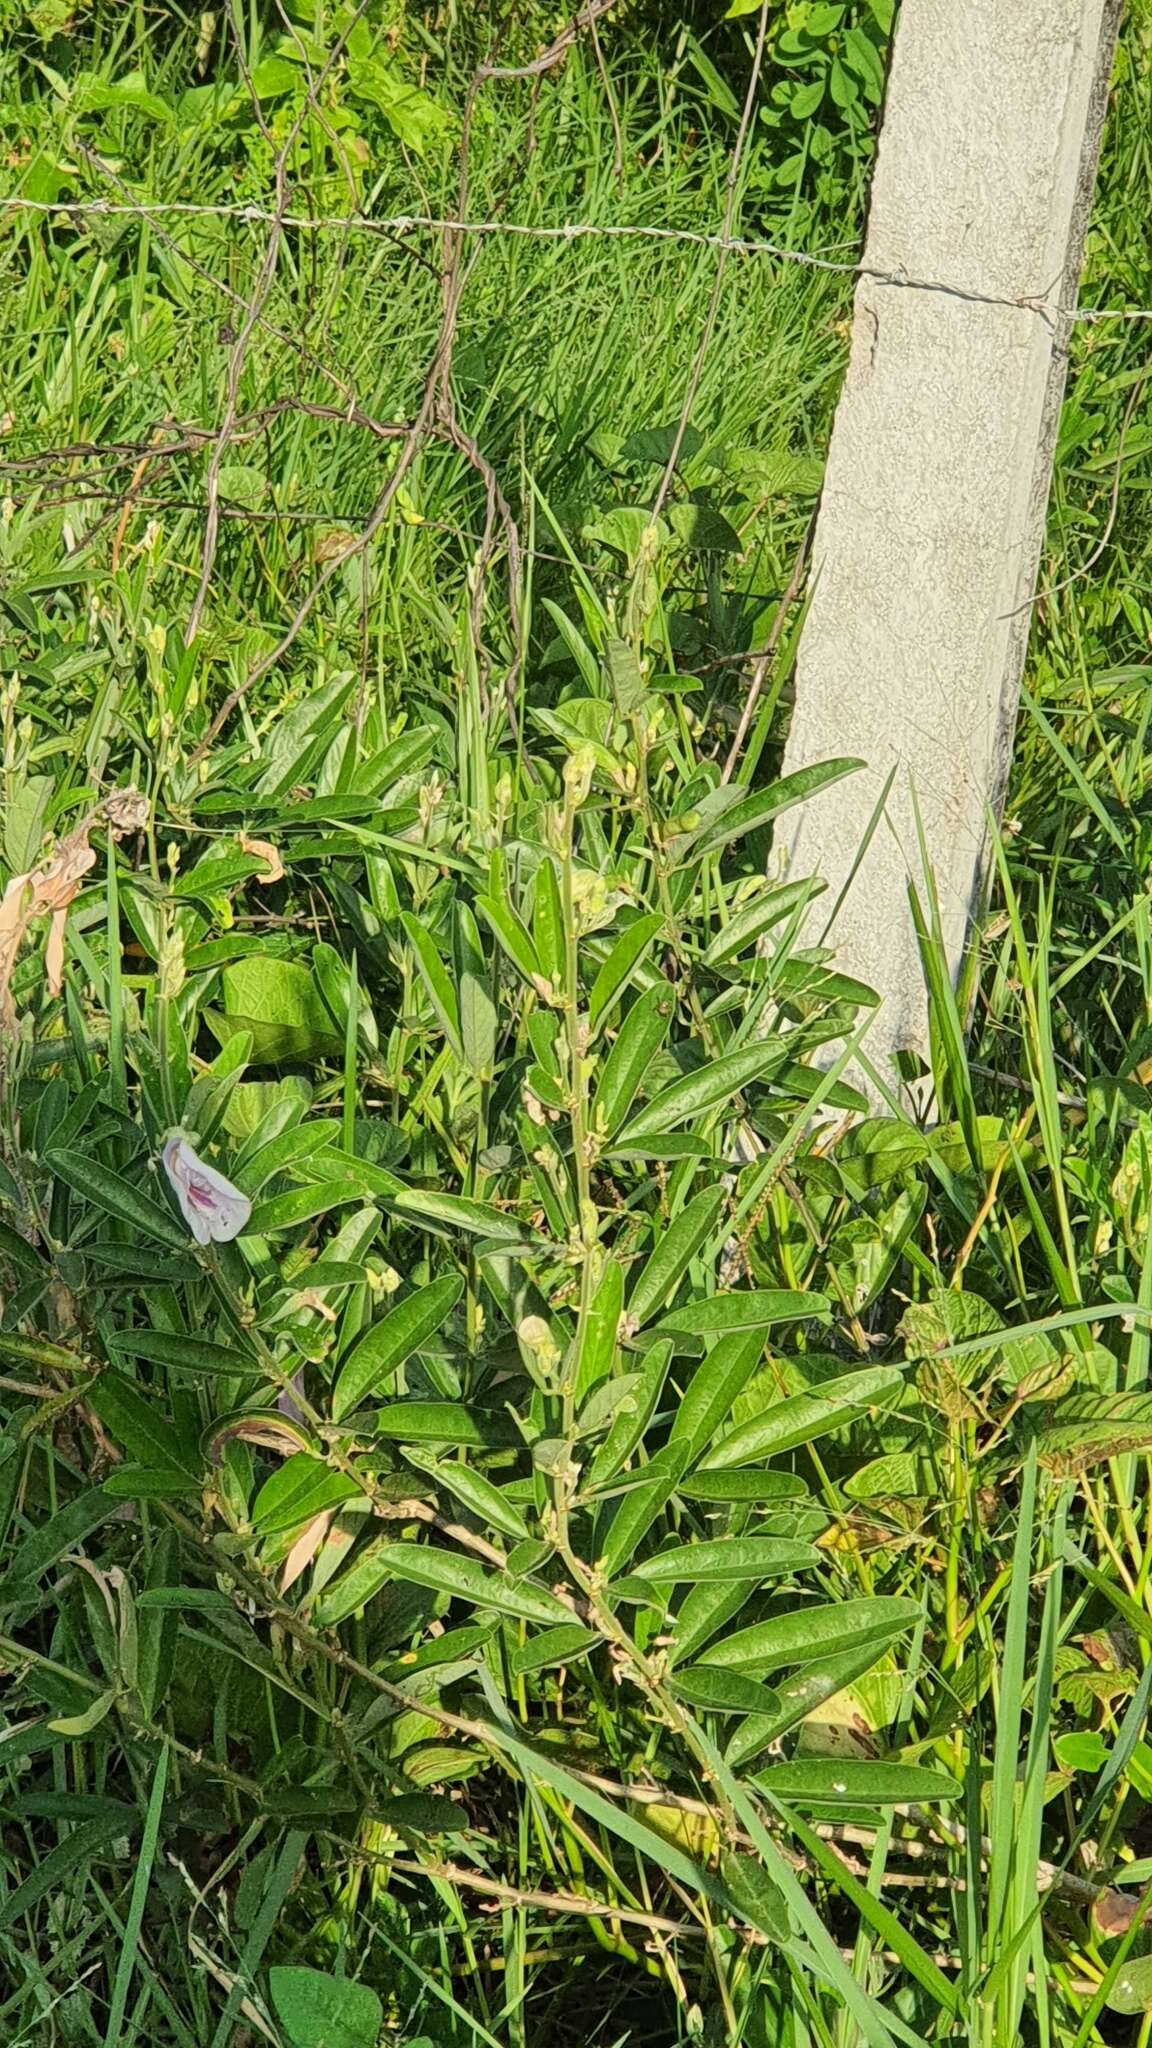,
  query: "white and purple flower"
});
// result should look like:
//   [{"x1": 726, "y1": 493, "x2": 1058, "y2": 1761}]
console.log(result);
[{"x1": 161, "y1": 1131, "x2": 251, "y2": 1246}]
